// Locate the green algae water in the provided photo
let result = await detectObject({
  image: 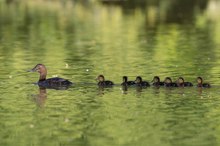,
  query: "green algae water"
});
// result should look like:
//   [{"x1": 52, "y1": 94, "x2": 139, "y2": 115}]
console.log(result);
[{"x1": 1, "y1": 0, "x2": 220, "y2": 146}]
